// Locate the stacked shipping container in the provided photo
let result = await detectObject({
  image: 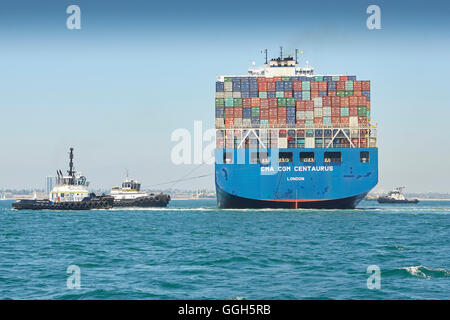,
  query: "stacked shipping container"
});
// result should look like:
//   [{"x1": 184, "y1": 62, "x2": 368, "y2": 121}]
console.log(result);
[{"x1": 216, "y1": 76, "x2": 372, "y2": 148}]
